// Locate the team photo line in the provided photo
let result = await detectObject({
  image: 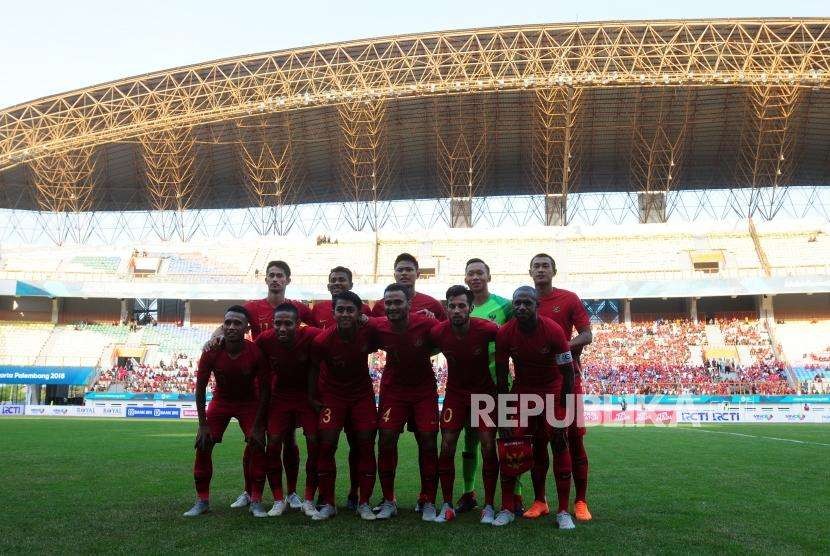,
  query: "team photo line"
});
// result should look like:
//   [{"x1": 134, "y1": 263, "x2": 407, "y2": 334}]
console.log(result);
[{"x1": 185, "y1": 252, "x2": 597, "y2": 528}]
